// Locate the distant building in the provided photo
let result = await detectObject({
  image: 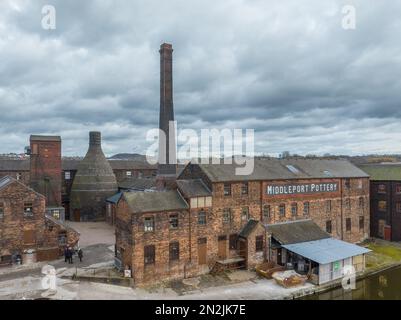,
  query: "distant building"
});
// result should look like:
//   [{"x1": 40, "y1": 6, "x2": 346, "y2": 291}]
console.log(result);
[{"x1": 358, "y1": 163, "x2": 401, "y2": 241}]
